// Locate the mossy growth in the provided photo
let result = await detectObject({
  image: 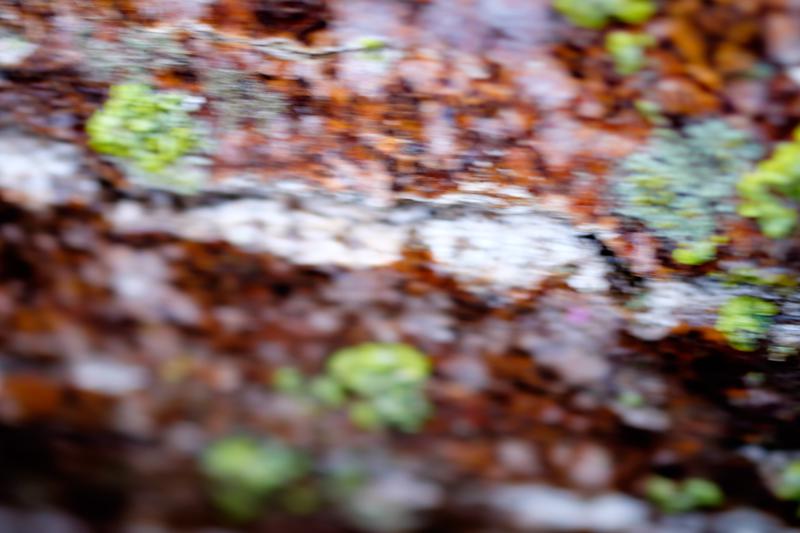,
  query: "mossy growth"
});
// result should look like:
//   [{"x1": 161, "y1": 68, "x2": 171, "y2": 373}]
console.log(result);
[
  {"x1": 715, "y1": 295, "x2": 778, "y2": 352},
  {"x1": 87, "y1": 83, "x2": 199, "y2": 174},
  {"x1": 201, "y1": 435, "x2": 309, "y2": 521},
  {"x1": 612, "y1": 120, "x2": 763, "y2": 265},
  {"x1": 553, "y1": 0, "x2": 657, "y2": 29},
  {"x1": 272, "y1": 343, "x2": 433, "y2": 433},
  {"x1": 645, "y1": 476, "x2": 725, "y2": 514},
  {"x1": 606, "y1": 31, "x2": 655, "y2": 75},
  {"x1": 738, "y1": 126, "x2": 800, "y2": 238}
]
